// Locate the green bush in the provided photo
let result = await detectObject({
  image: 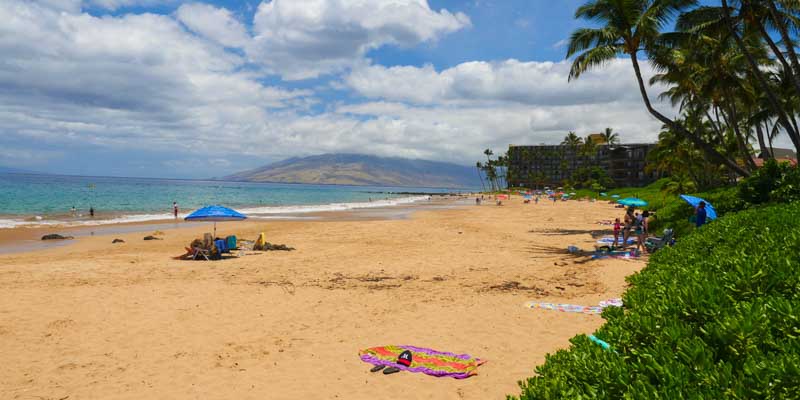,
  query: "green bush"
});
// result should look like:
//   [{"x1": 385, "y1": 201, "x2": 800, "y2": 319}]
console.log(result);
[
  {"x1": 739, "y1": 159, "x2": 800, "y2": 205},
  {"x1": 511, "y1": 203, "x2": 800, "y2": 399}
]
